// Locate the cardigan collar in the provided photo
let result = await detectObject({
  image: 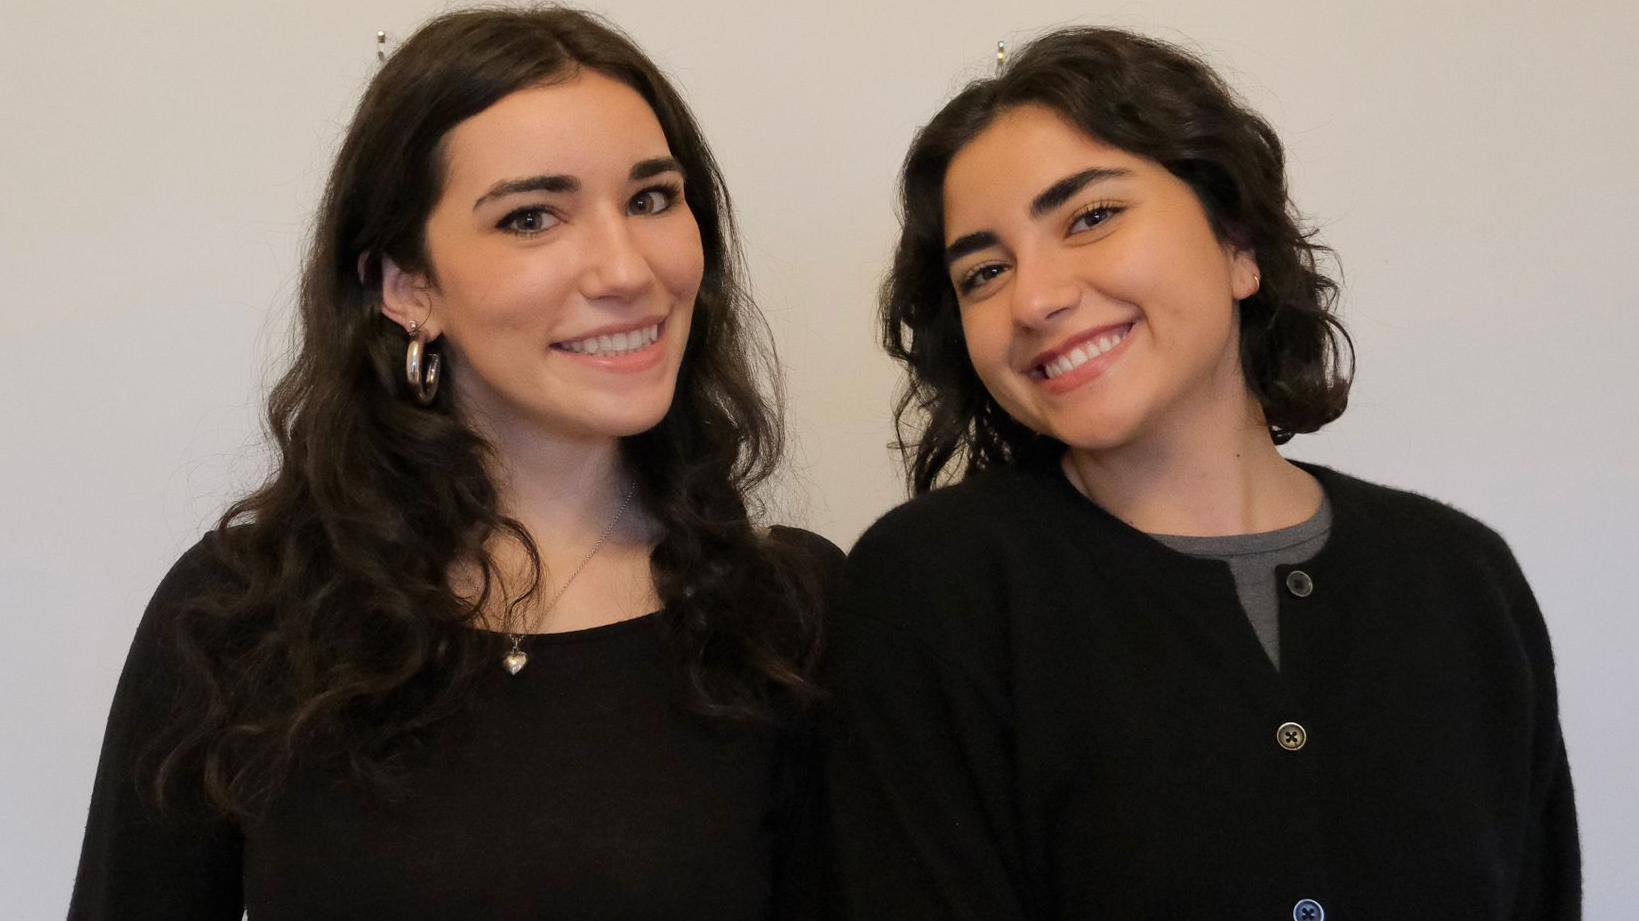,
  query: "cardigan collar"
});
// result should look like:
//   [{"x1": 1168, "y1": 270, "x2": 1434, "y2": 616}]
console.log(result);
[{"x1": 1014, "y1": 455, "x2": 1369, "y2": 574}]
